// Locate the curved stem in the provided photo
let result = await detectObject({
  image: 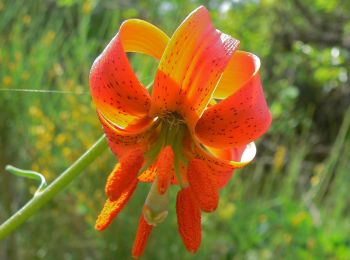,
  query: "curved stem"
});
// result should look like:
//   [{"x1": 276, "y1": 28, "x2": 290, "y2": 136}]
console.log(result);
[
  {"x1": 5, "y1": 165, "x2": 48, "y2": 194},
  {"x1": 0, "y1": 134, "x2": 108, "y2": 240}
]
